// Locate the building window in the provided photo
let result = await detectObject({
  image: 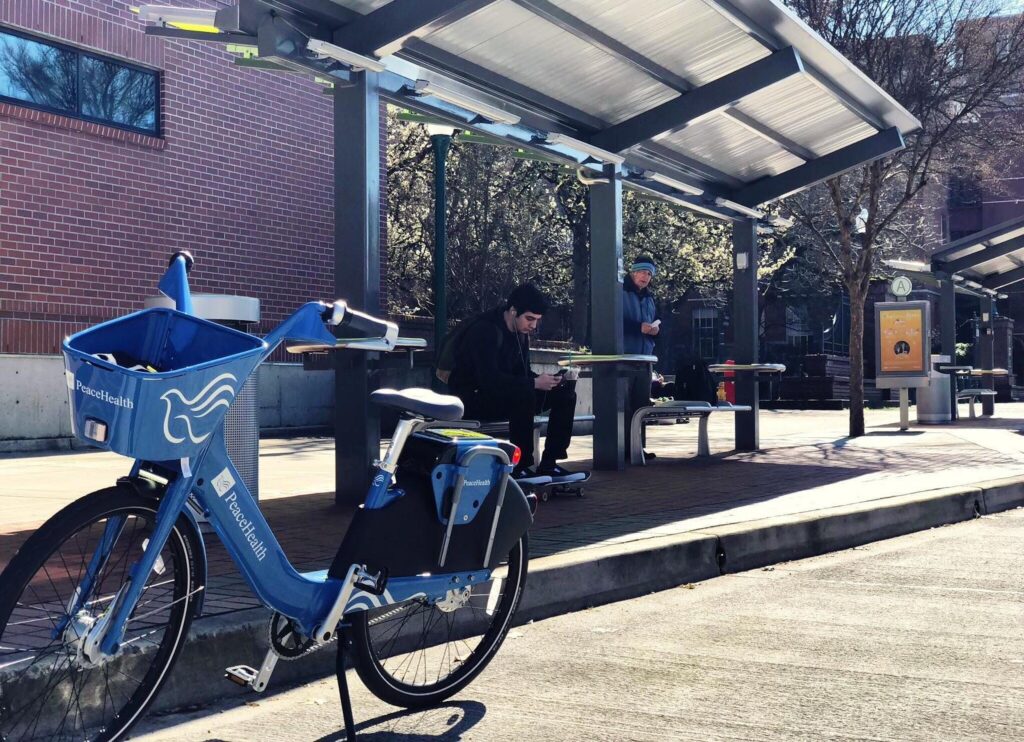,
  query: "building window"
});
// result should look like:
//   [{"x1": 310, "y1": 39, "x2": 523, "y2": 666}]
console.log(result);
[
  {"x1": 0, "y1": 27, "x2": 159, "y2": 135},
  {"x1": 786, "y1": 305, "x2": 812, "y2": 354},
  {"x1": 692, "y1": 307, "x2": 718, "y2": 360},
  {"x1": 822, "y1": 294, "x2": 850, "y2": 356}
]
